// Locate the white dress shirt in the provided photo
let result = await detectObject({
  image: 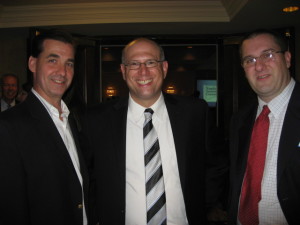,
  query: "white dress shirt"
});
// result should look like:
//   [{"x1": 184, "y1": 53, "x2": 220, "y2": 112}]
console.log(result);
[
  {"x1": 238, "y1": 78, "x2": 295, "y2": 225},
  {"x1": 32, "y1": 89, "x2": 87, "y2": 225},
  {"x1": 125, "y1": 93, "x2": 188, "y2": 225},
  {"x1": 1, "y1": 98, "x2": 16, "y2": 111}
]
